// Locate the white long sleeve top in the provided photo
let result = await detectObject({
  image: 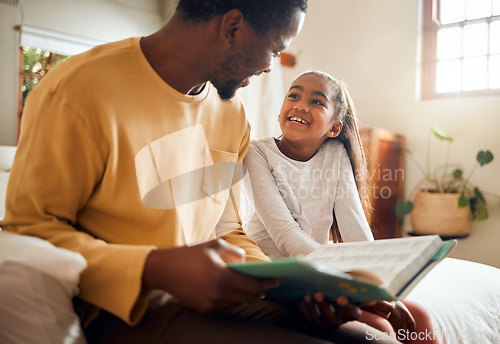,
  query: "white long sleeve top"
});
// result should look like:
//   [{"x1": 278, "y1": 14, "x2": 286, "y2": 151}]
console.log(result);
[{"x1": 242, "y1": 137, "x2": 373, "y2": 259}]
